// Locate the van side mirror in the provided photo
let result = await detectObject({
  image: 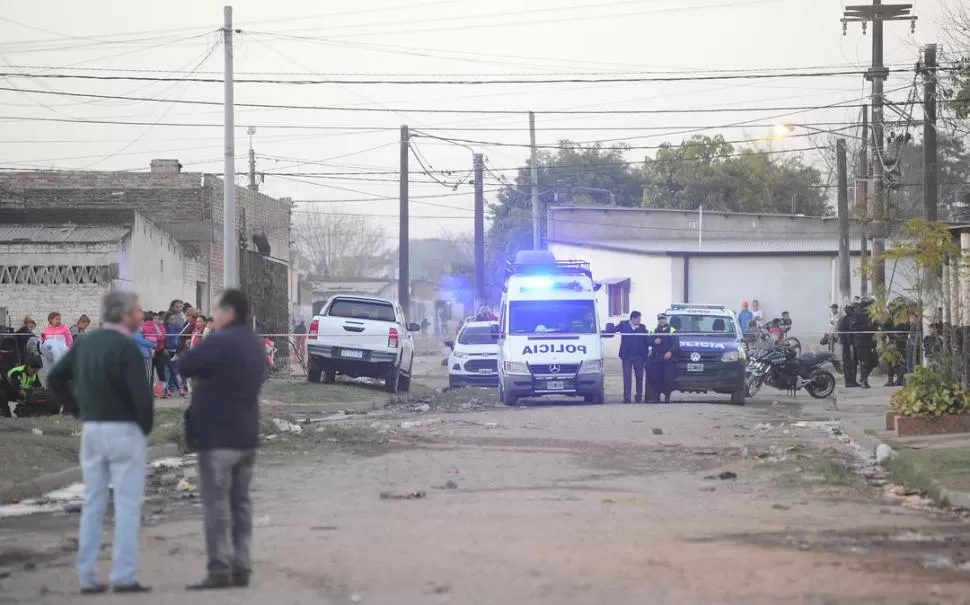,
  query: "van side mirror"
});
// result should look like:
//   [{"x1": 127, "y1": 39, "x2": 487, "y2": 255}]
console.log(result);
[{"x1": 407, "y1": 322, "x2": 421, "y2": 332}]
